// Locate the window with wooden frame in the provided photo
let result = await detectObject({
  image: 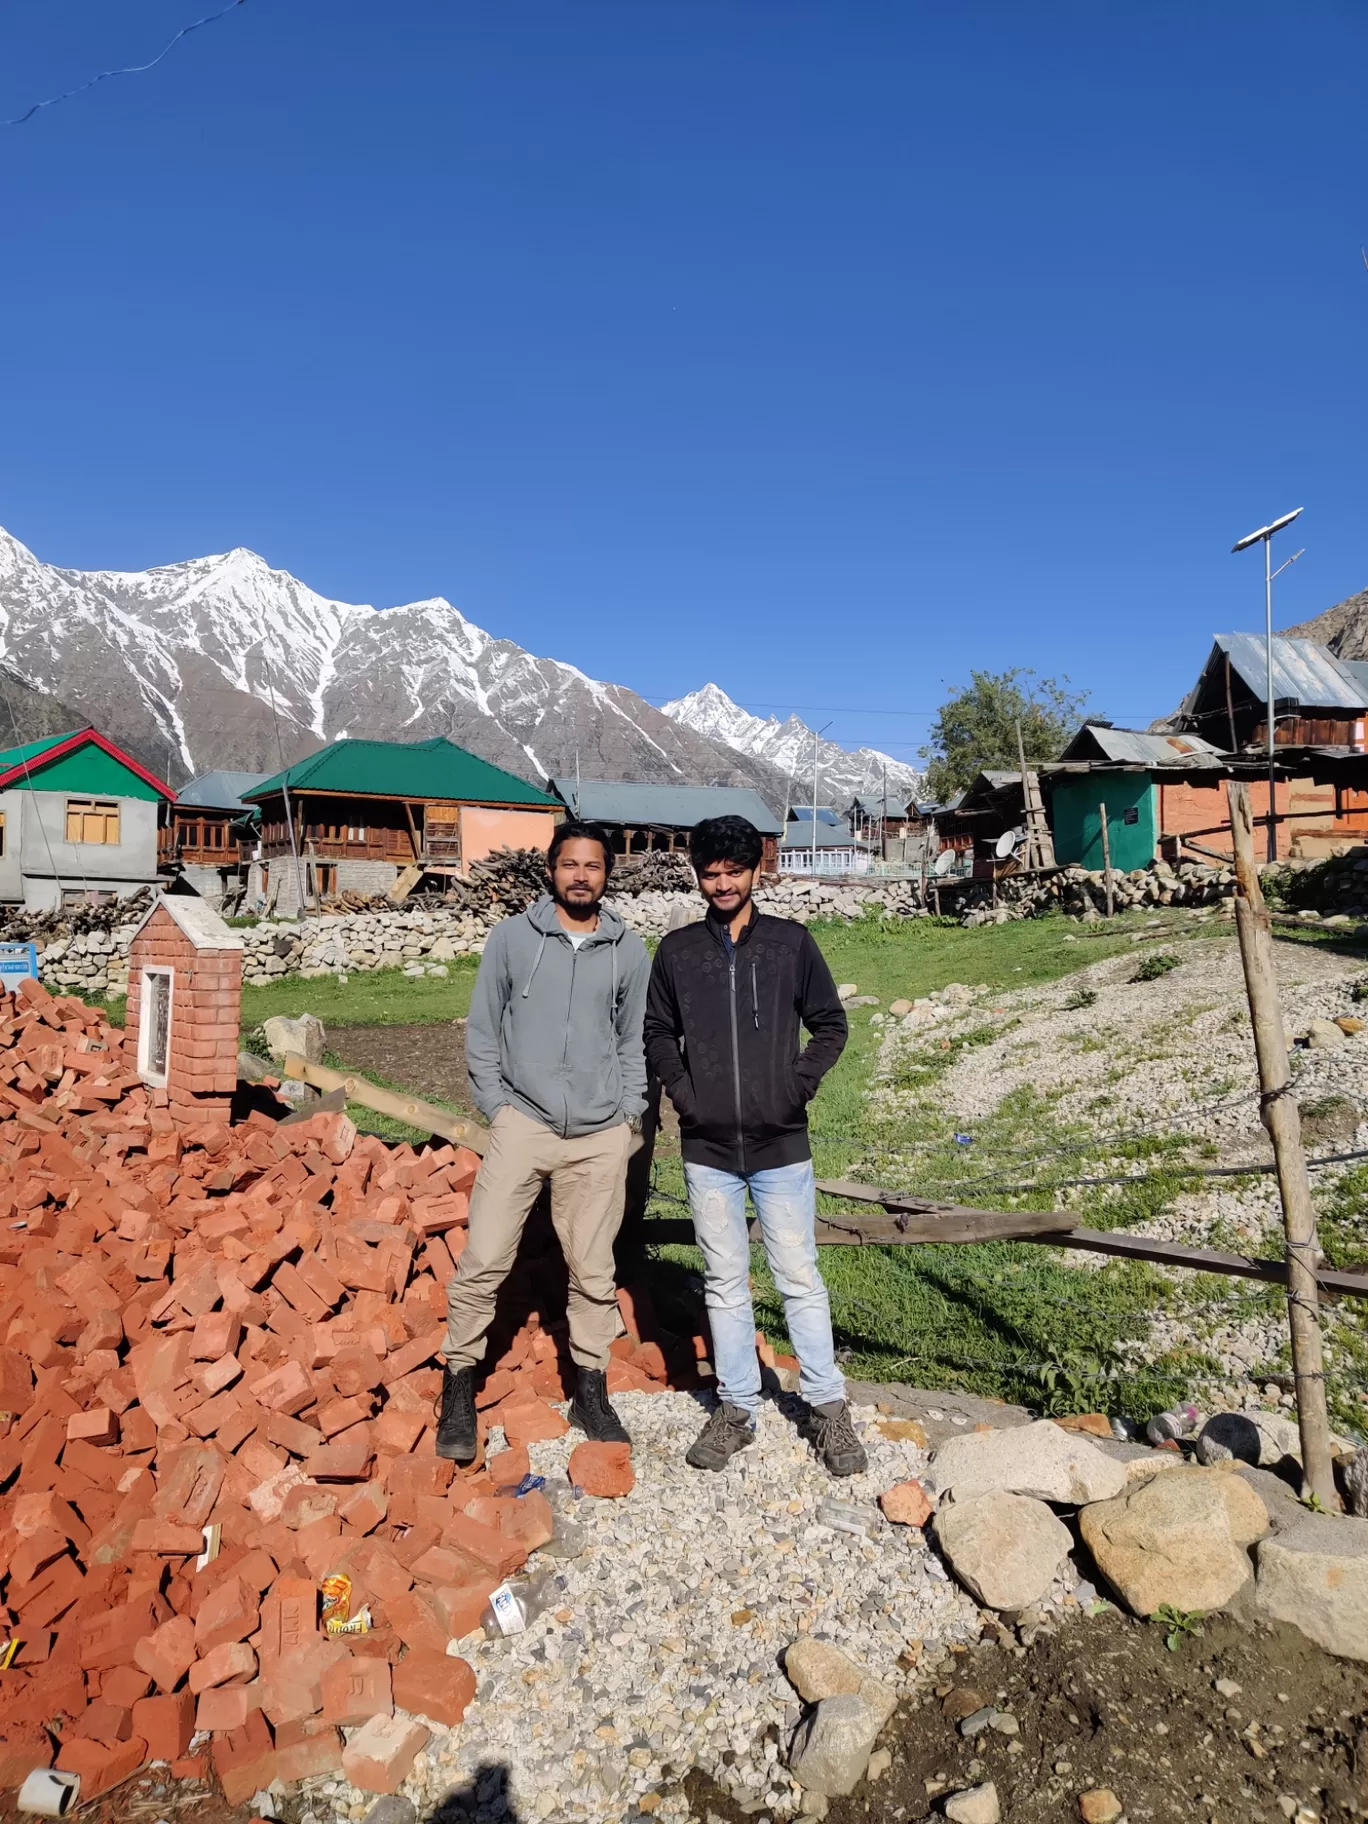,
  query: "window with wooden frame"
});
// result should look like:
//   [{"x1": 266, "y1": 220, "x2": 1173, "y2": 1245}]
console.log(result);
[
  {"x1": 65, "y1": 799, "x2": 121, "y2": 845},
  {"x1": 0, "y1": 812, "x2": 6, "y2": 857}
]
